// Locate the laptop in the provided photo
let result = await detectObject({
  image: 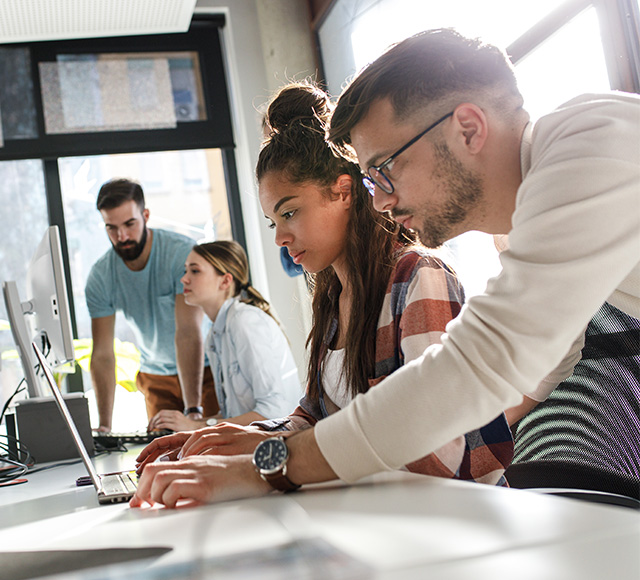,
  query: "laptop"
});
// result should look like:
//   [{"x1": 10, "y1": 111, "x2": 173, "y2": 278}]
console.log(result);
[{"x1": 32, "y1": 342, "x2": 138, "y2": 504}]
